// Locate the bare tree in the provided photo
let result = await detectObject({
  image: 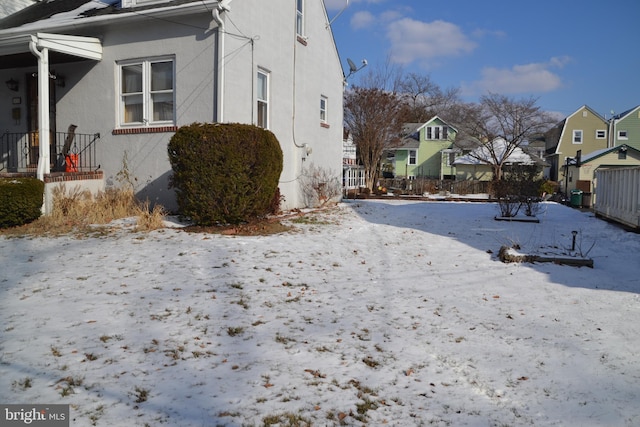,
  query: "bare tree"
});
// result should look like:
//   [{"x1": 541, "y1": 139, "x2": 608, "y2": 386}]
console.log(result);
[
  {"x1": 452, "y1": 93, "x2": 554, "y2": 181},
  {"x1": 344, "y1": 86, "x2": 408, "y2": 190},
  {"x1": 356, "y1": 55, "x2": 404, "y2": 92},
  {"x1": 399, "y1": 72, "x2": 461, "y2": 123}
]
